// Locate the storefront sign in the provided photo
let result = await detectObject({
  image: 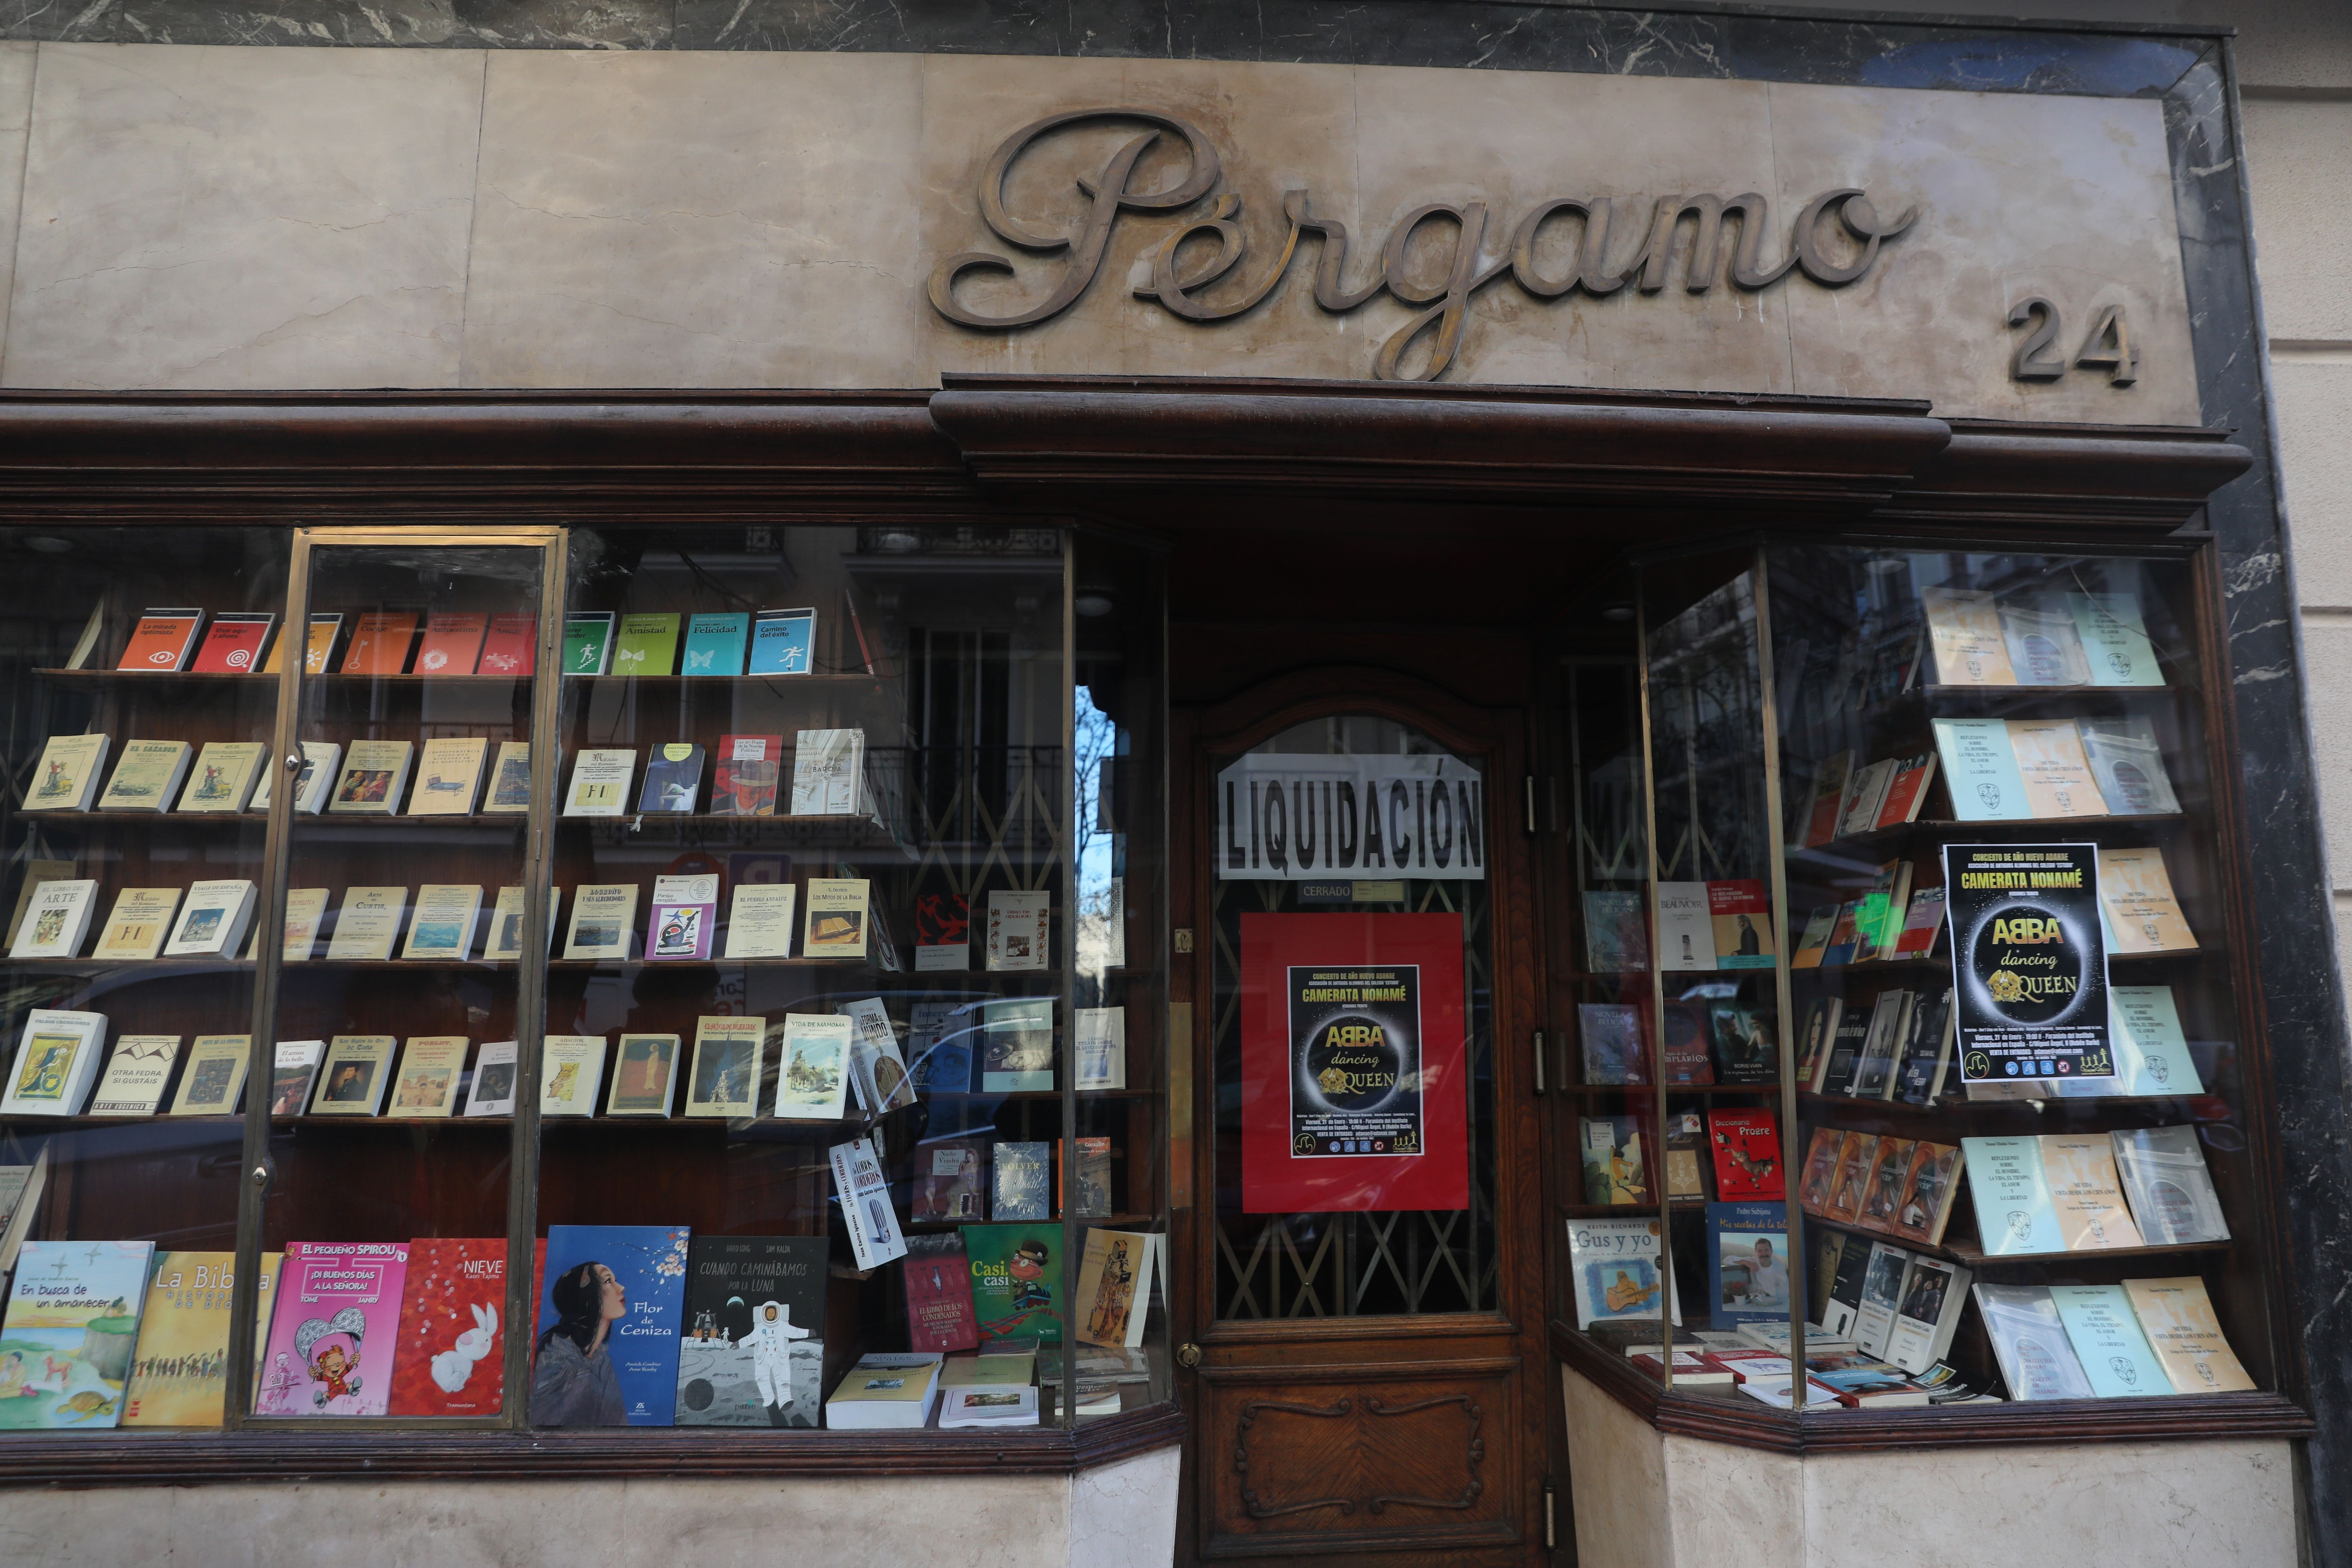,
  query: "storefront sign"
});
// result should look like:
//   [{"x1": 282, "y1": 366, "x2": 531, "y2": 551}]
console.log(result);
[
  {"x1": 1944, "y1": 844, "x2": 2114, "y2": 1084},
  {"x1": 1217, "y1": 752, "x2": 1484, "y2": 881},
  {"x1": 1240, "y1": 912, "x2": 1468, "y2": 1213},
  {"x1": 930, "y1": 108, "x2": 1916, "y2": 381}
]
